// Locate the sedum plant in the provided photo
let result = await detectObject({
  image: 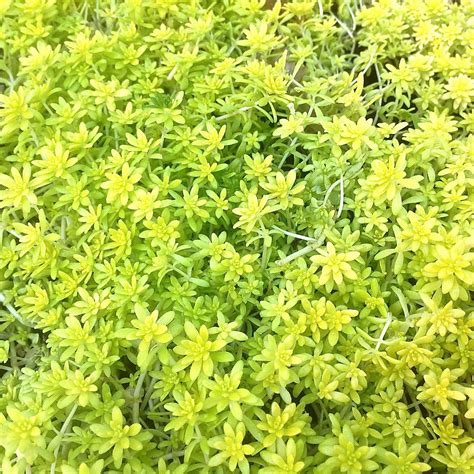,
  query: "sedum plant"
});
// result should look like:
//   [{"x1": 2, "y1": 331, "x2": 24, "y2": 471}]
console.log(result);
[{"x1": 0, "y1": 0, "x2": 473, "y2": 472}]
